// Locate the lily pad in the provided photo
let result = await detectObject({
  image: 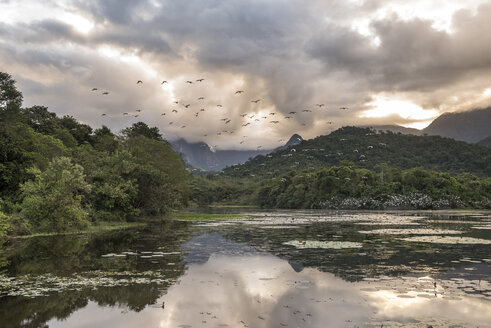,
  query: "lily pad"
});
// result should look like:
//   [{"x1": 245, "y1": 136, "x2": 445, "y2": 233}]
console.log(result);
[{"x1": 283, "y1": 240, "x2": 363, "y2": 249}]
